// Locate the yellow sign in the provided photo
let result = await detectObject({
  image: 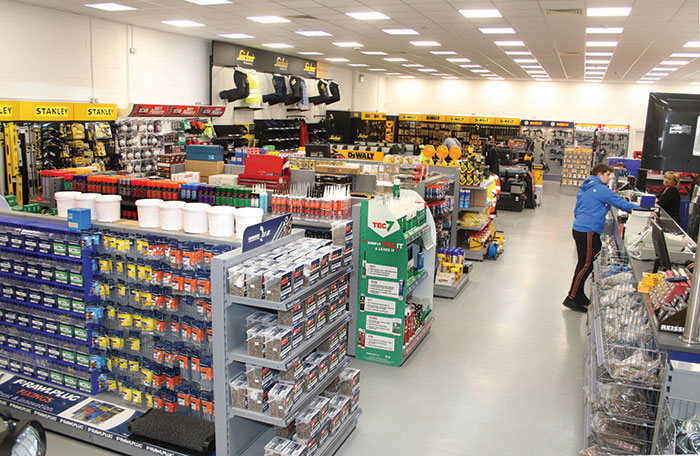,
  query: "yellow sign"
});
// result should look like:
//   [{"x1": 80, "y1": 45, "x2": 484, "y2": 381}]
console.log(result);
[
  {"x1": 472, "y1": 117, "x2": 492, "y2": 125},
  {"x1": 0, "y1": 101, "x2": 19, "y2": 121},
  {"x1": 338, "y1": 149, "x2": 385, "y2": 161},
  {"x1": 73, "y1": 103, "x2": 118, "y2": 121},
  {"x1": 398, "y1": 113, "x2": 521, "y2": 126},
  {"x1": 495, "y1": 117, "x2": 519, "y2": 125},
  {"x1": 303, "y1": 62, "x2": 317, "y2": 73},
  {"x1": 237, "y1": 50, "x2": 255, "y2": 64},
  {"x1": 448, "y1": 116, "x2": 467, "y2": 123},
  {"x1": 361, "y1": 112, "x2": 386, "y2": 120},
  {"x1": 399, "y1": 114, "x2": 419, "y2": 121},
  {"x1": 274, "y1": 57, "x2": 289, "y2": 71},
  {"x1": 19, "y1": 102, "x2": 73, "y2": 121}
]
